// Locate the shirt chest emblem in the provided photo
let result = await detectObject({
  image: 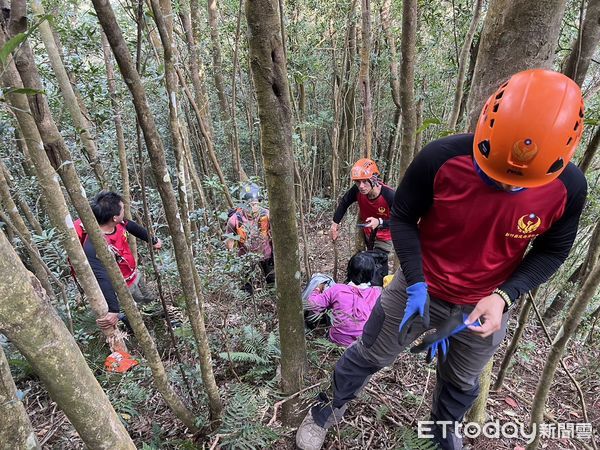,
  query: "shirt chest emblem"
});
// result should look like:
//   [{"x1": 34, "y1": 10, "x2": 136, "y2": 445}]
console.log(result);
[{"x1": 505, "y1": 213, "x2": 543, "y2": 239}]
